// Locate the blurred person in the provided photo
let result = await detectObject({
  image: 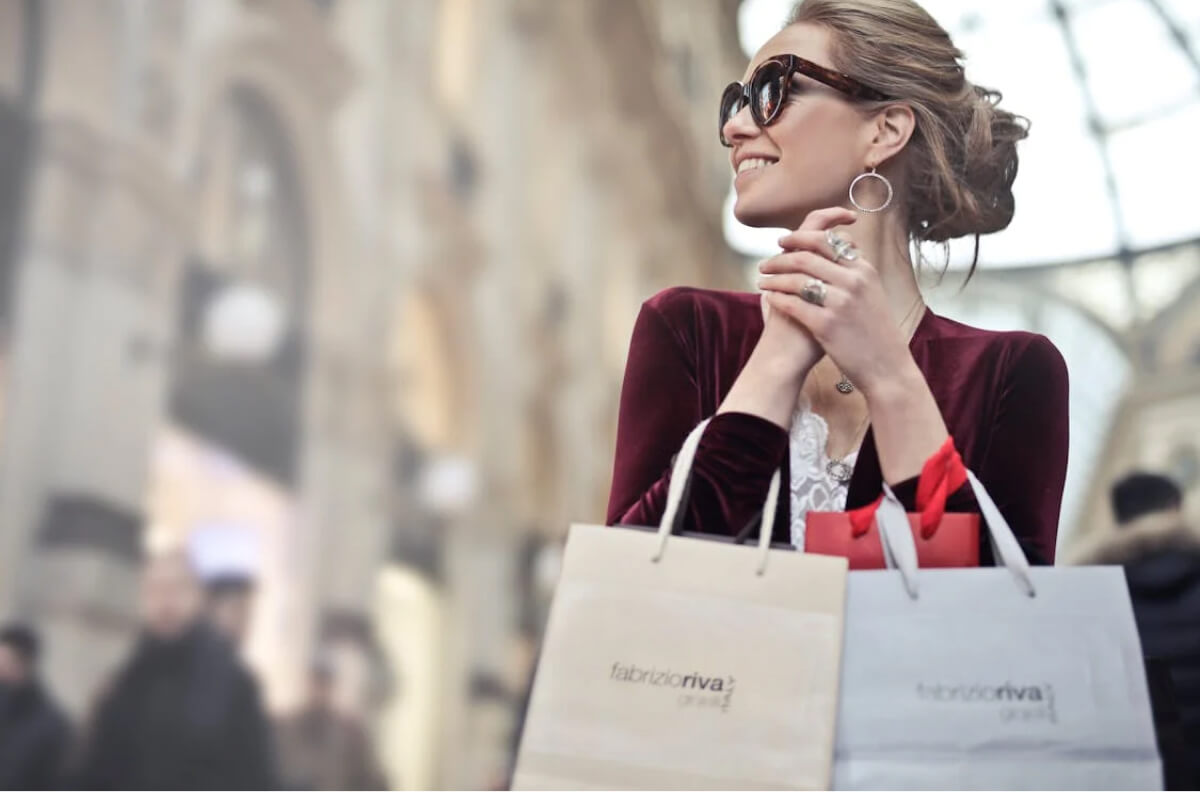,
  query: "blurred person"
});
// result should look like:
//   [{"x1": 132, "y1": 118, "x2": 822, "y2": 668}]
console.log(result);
[
  {"x1": 76, "y1": 550, "x2": 276, "y2": 790},
  {"x1": 0, "y1": 623, "x2": 71, "y2": 789},
  {"x1": 204, "y1": 573, "x2": 257, "y2": 648},
  {"x1": 275, "y1": 656, "x2": 388, "y2": 791},
  {"x1": 607, "y1": 0, "x2": 1067, "y2": 563},
  {"x1": 1078, "y1": 472, "x2": 1200, "y2": 787}
]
